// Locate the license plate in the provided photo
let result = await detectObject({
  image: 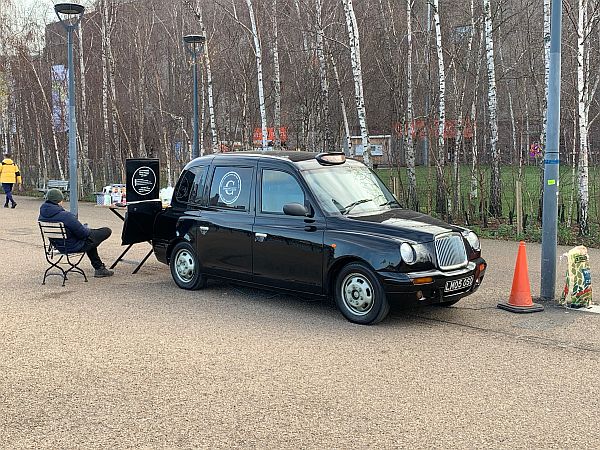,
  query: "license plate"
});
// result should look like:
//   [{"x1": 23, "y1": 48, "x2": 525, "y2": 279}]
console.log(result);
[{"x1": 445, "y1": 275, "x2": 474, "y2": 292}]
